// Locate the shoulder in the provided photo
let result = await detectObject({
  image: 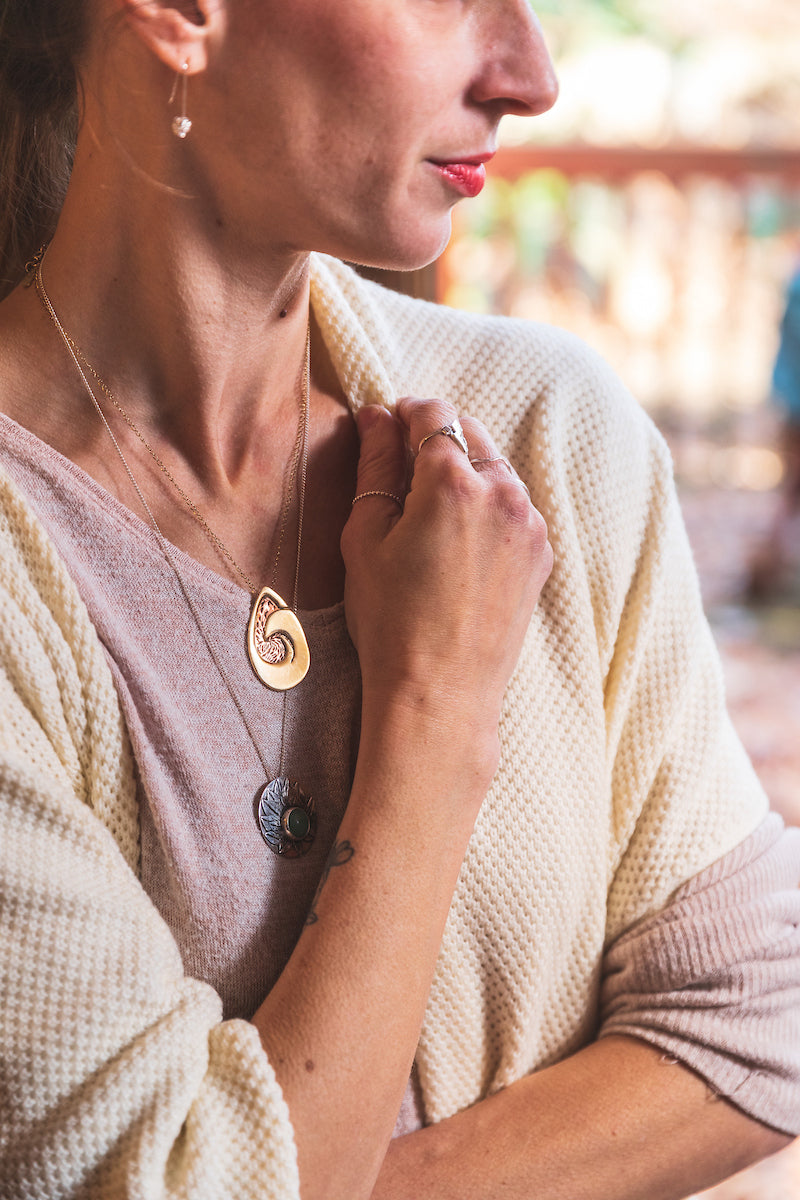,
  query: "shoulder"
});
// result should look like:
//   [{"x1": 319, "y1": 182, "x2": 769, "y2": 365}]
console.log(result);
[
  {"x1": 312, "y1": 257, "x2": 676, "y2": 598},
  {"x1": 0, "y1": 467, "x2": 139, "y2": 868},
  {"x1": 312, "y1": 252, "x2": 604, "y2": 389},
  {"x1": 311, "y1": 254, "x2": 663, "y2": 470},
  {"x1": 311, "y1": 258, "x2": 676, "y2": 608}
]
